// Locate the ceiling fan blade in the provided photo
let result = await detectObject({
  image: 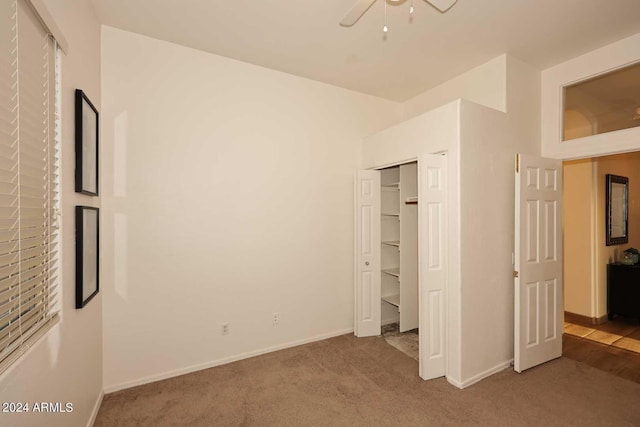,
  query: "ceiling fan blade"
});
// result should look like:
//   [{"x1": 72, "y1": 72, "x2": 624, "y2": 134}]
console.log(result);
[
  {"x1": 340, "y1": 0, "x2": 377, "y2": 27},
  {"x1": 425, "y1": 0, "x2": 457, "y2": 12}
]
